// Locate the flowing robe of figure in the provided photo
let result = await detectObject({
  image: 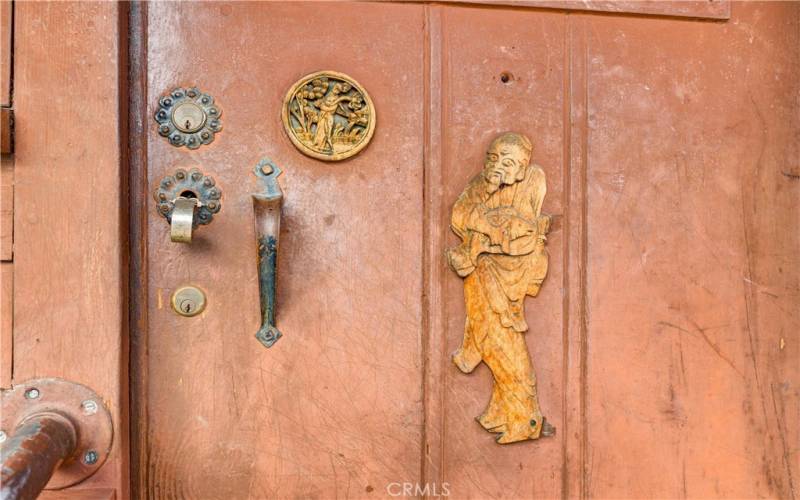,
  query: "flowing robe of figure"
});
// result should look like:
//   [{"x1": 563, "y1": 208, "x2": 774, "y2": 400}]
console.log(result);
[
  {"x1": 312, "y1": 96, "x2": 338, "y2": 151},
  {"x1": 446, "y1": 162, "x2": 550, "y2": 443}
]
